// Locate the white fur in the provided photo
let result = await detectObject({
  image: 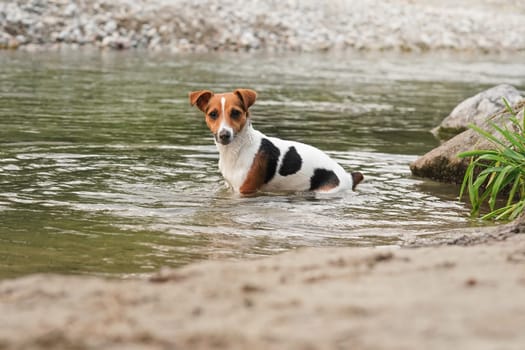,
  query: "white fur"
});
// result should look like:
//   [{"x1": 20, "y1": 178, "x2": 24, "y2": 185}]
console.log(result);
[
  {"x1": 218, "y1": 97, "x2": 234, "y2": 142},
  {"x1": 263, "y1": 136, "x2": 352, "y2": 193},
  {"x1": 216, "y1": 121, "x2": 260, "y2": 190},
  {"x1": 215, "y1": 120, "x2": 353, "y2": 193}
]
